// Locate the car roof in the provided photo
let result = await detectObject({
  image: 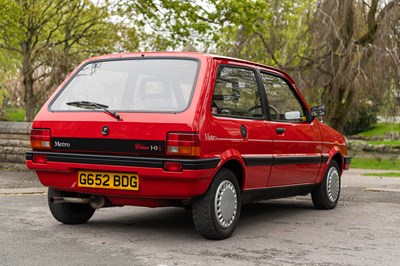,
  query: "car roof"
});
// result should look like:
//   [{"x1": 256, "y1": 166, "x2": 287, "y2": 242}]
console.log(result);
[{"x1": 84, "y1": 52, "x2": 295, "y2": 84}]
